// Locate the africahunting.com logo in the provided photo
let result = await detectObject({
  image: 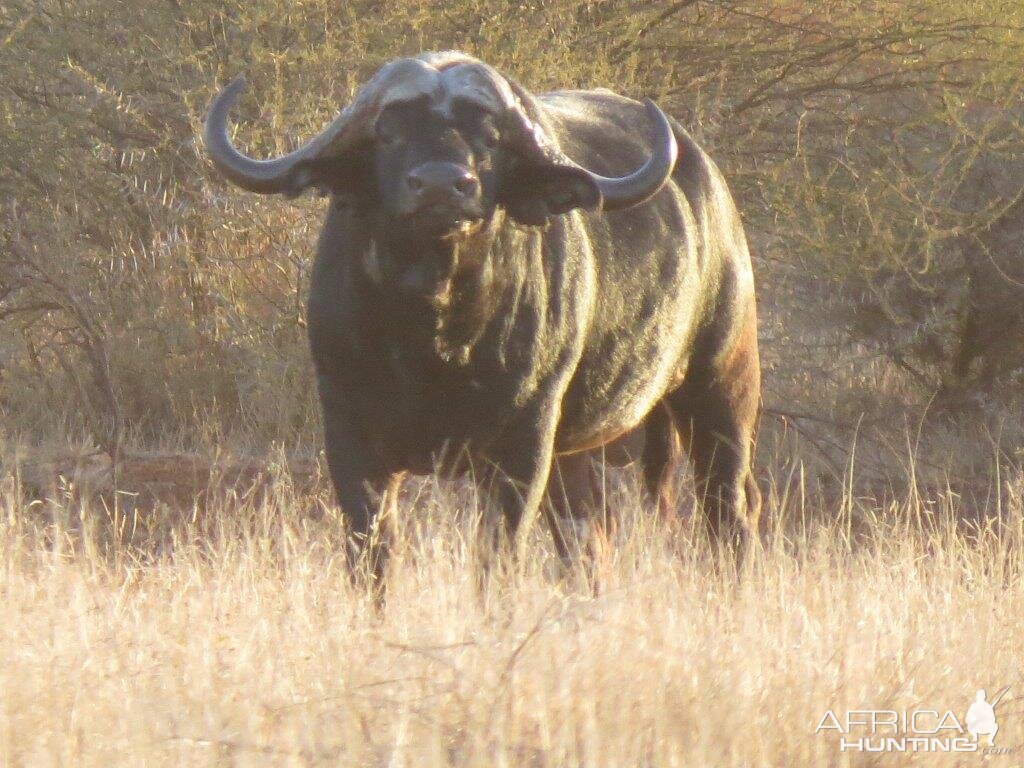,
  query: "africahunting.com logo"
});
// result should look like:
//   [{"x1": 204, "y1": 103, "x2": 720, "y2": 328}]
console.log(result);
[{"x1": 815, "y1": 686, "x2": 1012, "y2": 755}]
